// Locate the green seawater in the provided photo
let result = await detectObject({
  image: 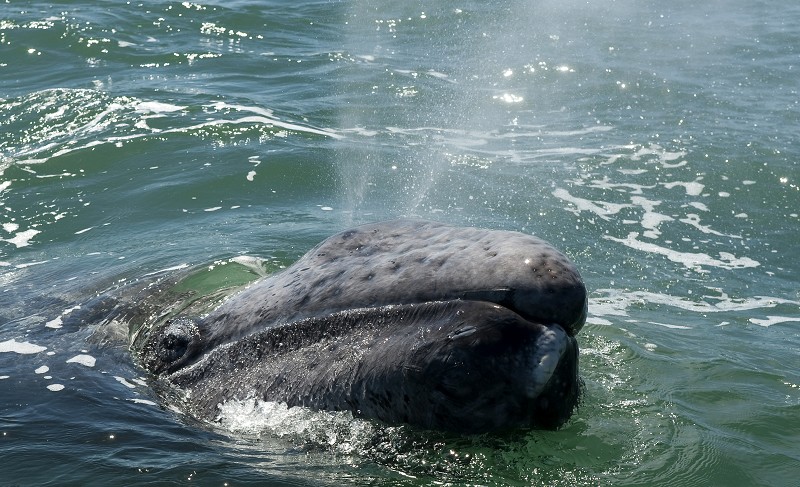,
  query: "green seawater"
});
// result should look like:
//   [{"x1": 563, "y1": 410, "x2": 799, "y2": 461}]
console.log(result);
[{"x1": 1, "y1": 0, "x2": 798, "y2": 485}]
